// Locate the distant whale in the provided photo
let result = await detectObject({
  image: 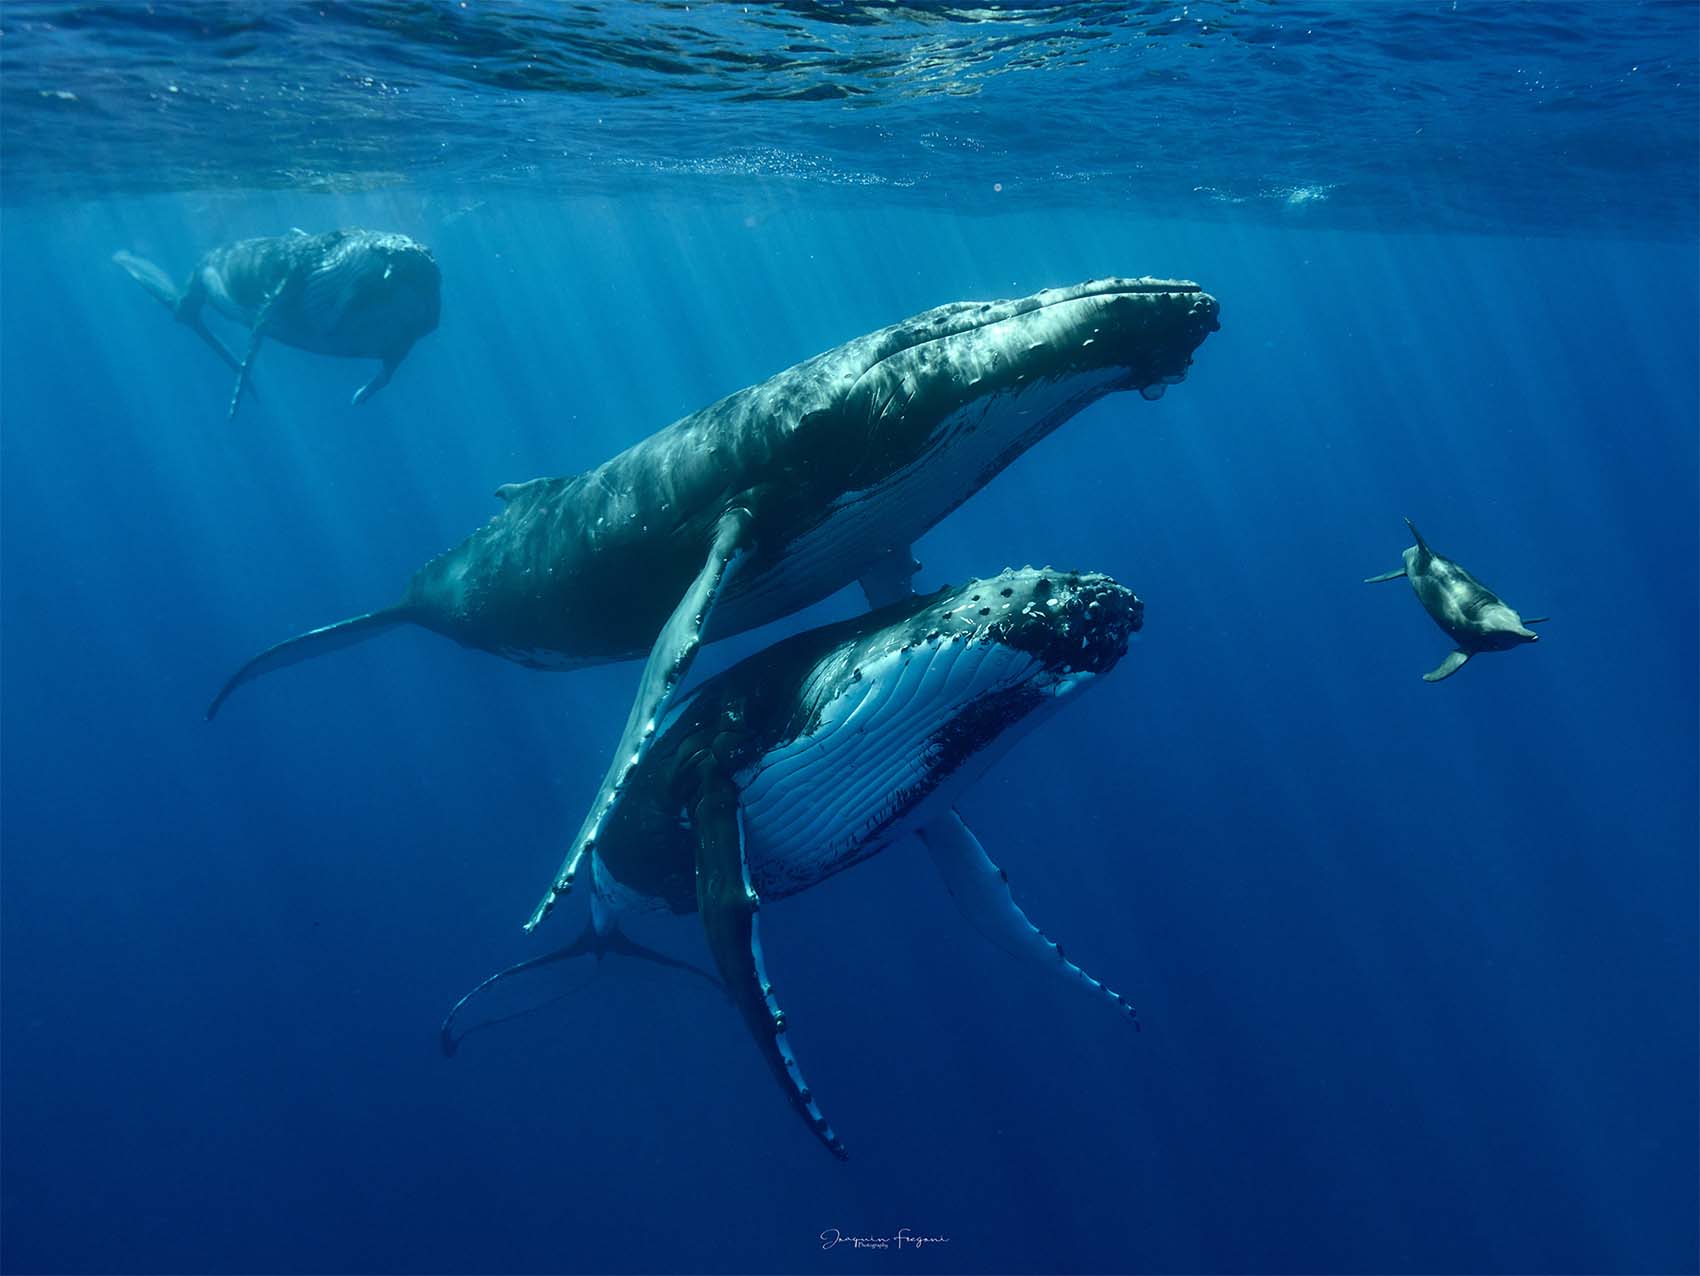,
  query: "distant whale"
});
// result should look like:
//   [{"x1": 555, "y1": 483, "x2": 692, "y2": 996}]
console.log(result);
[
  {"x1": 442, "y1": 568, "x2": 1144, "y2": 1159},
  {"x1": 1365, "y1": 518, "x2": 1547, "y2": 681},
  {"x1": 113, "y1": 228, "x2": 441, "y2": 420},
  {"x1": 202, "y1": 276, "x2": 1220, "y2": 930}
]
